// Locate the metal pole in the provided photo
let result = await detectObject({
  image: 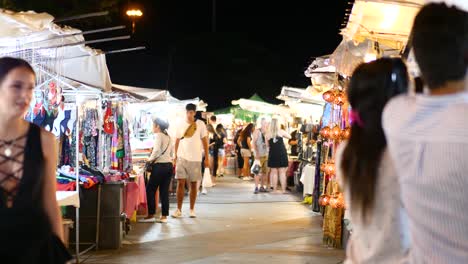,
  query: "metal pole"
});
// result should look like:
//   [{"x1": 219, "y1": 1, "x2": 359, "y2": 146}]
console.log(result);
[
  {"x1": 75, "y1": 95, "x2": 80, "y2": 263},
  {"x1": 54, "y1": 11, "x2": 110, "y2": 23},
  {"x1": 6, "y1": 35, "x2": 131, "y2": 54},
  {"x1": 29, "y1": 26, "x2": 126, "y2": 45},
  {"x1": 96, "y1": 185, "x2": 102, "y2": 250}
]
